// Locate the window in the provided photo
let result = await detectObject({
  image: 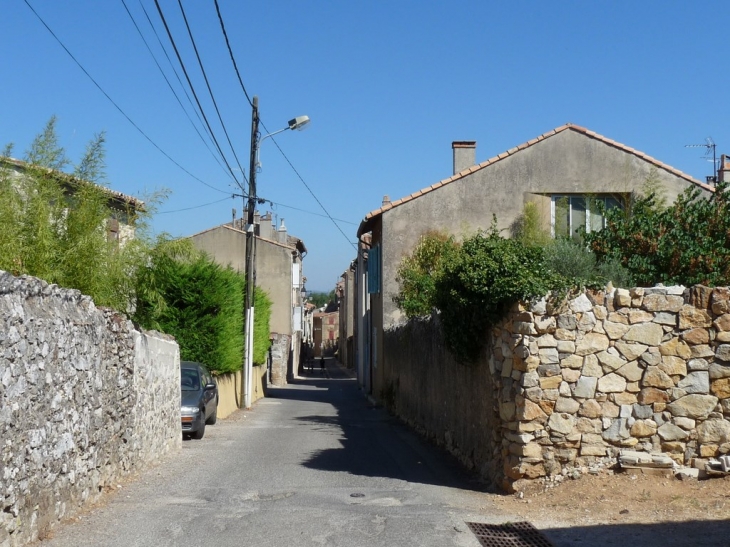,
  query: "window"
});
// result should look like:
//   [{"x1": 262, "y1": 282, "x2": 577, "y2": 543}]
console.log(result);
[{"x1": 551, "y1": 195, "x2": 622, "y2": 239}]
